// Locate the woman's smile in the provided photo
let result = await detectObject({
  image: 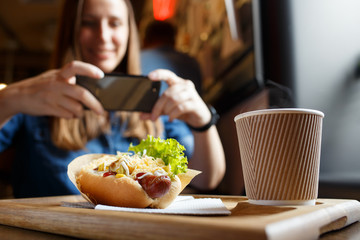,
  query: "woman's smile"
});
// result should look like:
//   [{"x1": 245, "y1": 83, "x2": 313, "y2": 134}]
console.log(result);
[{"x1": 90, "y1": 48, "x2": 117, "y2": 60}]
